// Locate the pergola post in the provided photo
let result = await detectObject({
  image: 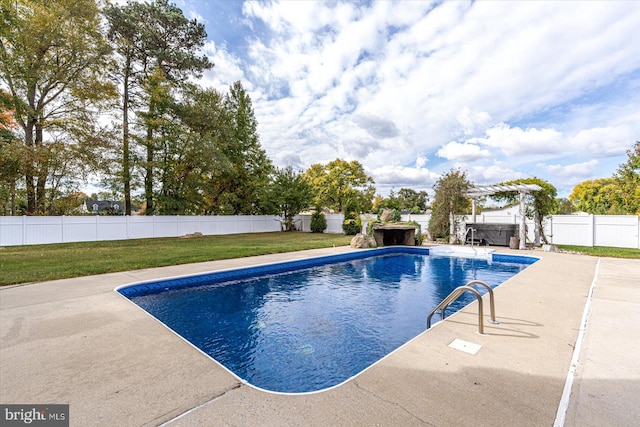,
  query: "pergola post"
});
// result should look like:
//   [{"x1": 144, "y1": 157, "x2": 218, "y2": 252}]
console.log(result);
[{"x1": 471, "y1": 198, "x2": 477, "y2": 223}]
